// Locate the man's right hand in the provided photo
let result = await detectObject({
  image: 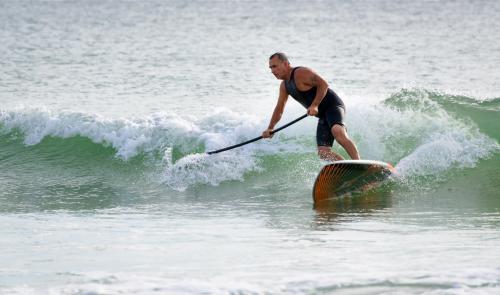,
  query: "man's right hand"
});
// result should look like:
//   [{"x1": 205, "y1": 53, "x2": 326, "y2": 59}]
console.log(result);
[{"x1": 262, "y1": 128, "x2": 273, "y2": 138}]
